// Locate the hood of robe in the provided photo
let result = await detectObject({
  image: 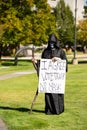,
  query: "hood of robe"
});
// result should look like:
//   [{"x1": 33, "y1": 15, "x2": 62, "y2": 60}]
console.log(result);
[{"x1": 47, "y1": 33, "x2": 60, "y2": 49}]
